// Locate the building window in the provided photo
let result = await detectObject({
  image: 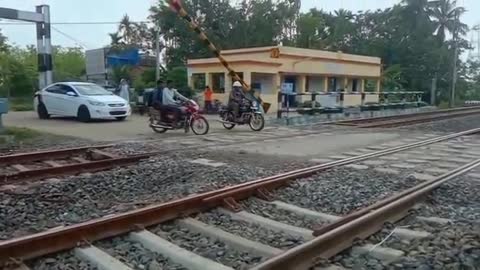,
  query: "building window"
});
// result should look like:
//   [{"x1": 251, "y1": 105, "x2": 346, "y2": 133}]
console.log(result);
[
  {"x1": 352, "y1": 79, "x2": 359, "y2": 92},
  {"x1": 211, "y1": 73, "x2": 225, "y2": 93},
  {"x1": 192, "y1": 74, "x2": 206, "y2": 91},
  {"x1": 327, "y1": 77, "x2": 338, "y2": 92}
]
